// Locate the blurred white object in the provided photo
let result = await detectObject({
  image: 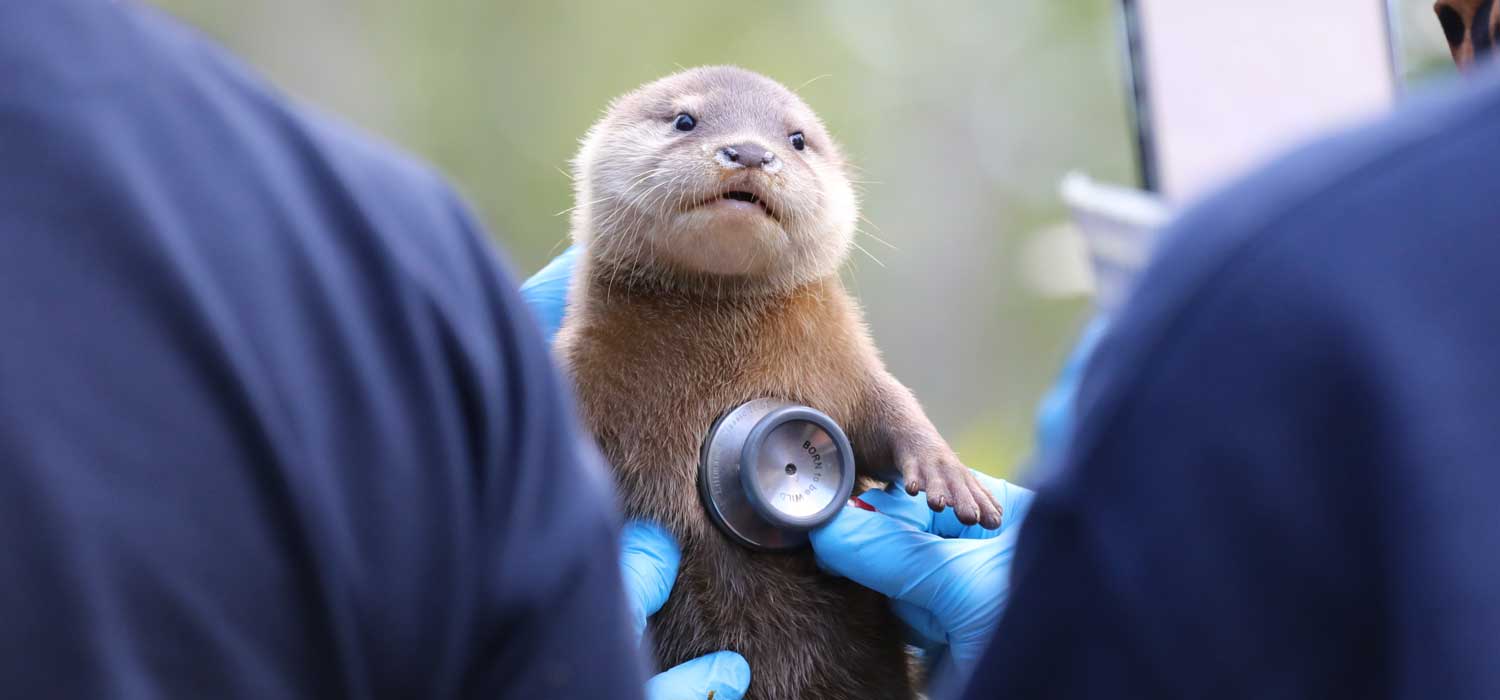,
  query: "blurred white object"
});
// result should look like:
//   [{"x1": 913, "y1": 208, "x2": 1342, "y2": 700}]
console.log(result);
[
  {"x1": 1129, "y1": 0, "x2": 1400, "y2": 202},
  {"x1": 1060, "y1": 173, "x2": 1171, "y2": 314},
  {"x1": 1018, "y1": 221, "x2": 1096, "y2": 300},
  {"x1": 1063, "y1": 0, "x2": 1401, "y2": 311}
]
